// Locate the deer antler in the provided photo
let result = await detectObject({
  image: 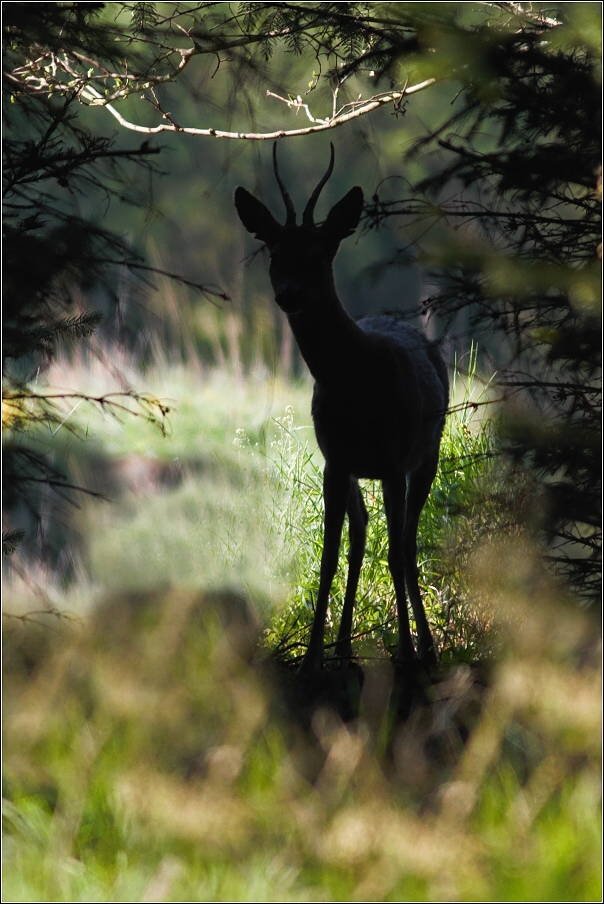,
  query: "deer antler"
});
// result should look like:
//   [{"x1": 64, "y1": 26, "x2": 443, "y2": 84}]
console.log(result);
[
  {"x1": 303, "y1": 143, "x2": 335, "y2": 226},
  {"x1": 272, "y1": 142, "x2": 296, "y2": 226}
]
